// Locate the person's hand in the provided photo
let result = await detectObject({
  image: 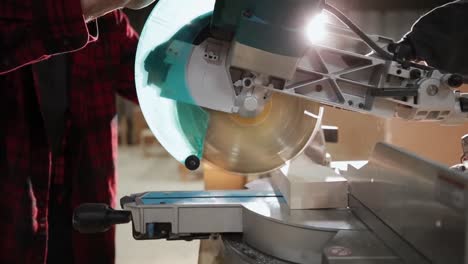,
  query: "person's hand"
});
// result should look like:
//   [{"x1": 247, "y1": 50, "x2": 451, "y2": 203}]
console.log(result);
[
  {"x1": 394, "y1": 1, "x2": 468, "y2": 74},
  {"x1": 81, "y1": 0, "x2": 156, "y2": 22}
]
